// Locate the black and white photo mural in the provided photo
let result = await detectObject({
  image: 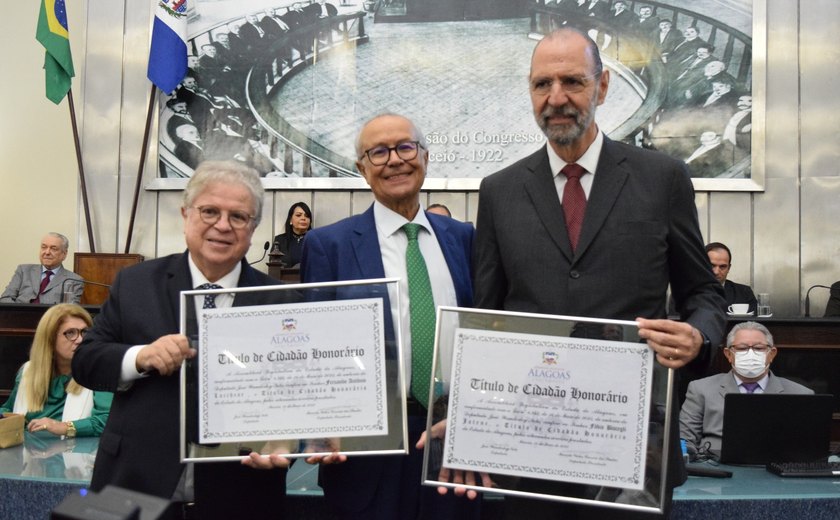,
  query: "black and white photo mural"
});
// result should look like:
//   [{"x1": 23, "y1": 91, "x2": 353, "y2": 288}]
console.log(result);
[{"x1": 155, "y1": 0, "x2": 762, "y2": 191}]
